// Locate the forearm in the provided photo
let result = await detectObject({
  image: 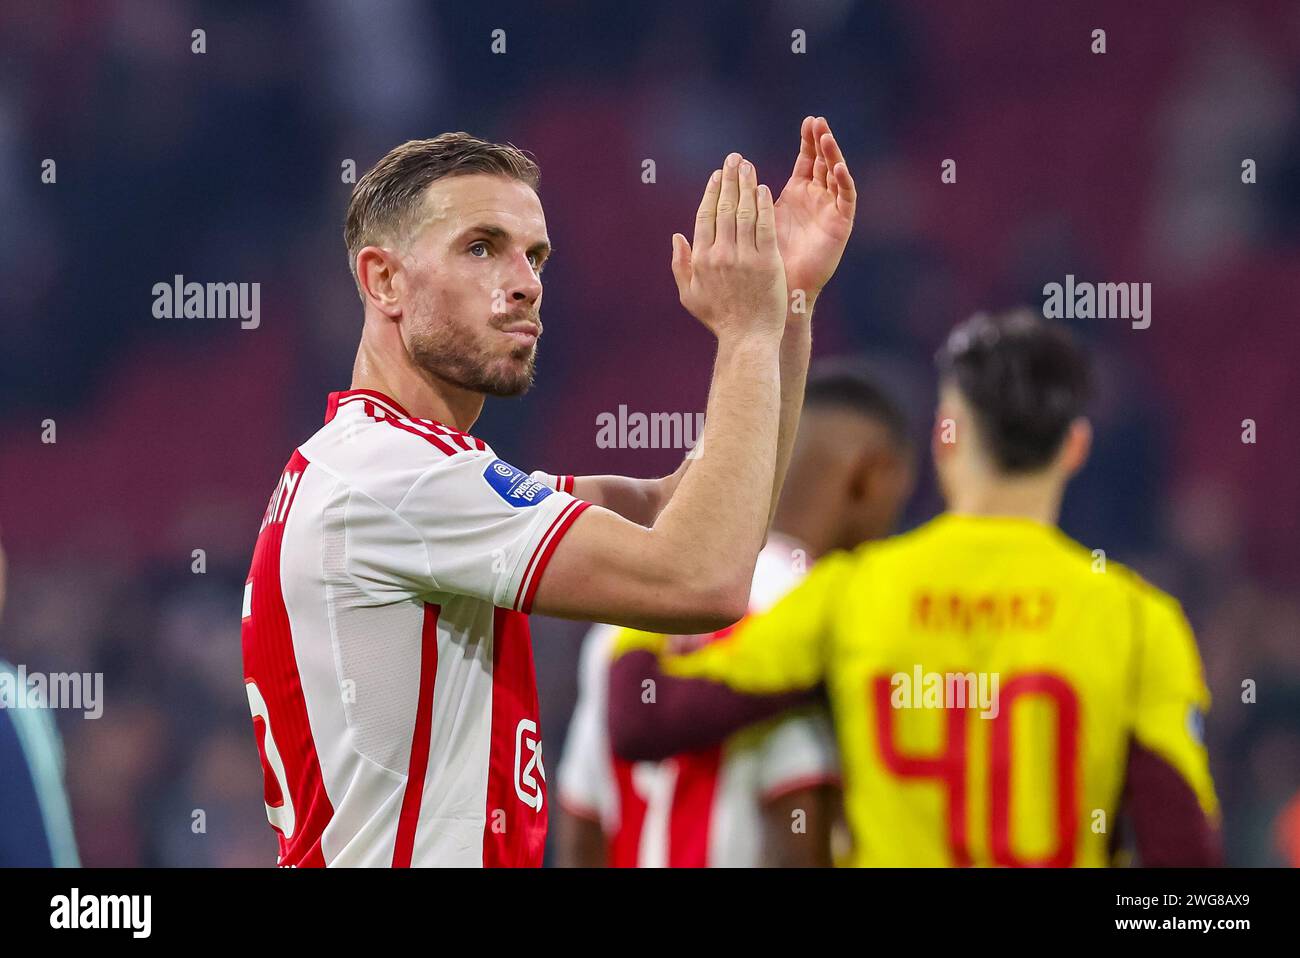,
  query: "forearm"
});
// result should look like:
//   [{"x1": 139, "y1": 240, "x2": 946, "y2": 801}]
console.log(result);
[
  {"x1": 608, "y1": 649, "x2": 816, "y2": 761},
  {"x1": 604, "y1": 315, "x2": 808, "y2": 529},
  {"x1": 571, "y1": 457, "x2": 691, "y2": 527},
  {"x1": 1123, "y1": 741, "x2": 1222, "y2": 866},
  {"x1": 770, "y1": 312, "x2": 813, "y2": 528},
  {"x1": 568, "y1": 315, "x2": 786, "y2": 529},
  {"x1": 534, "y1": 331, "x2": 786, "y2": 632},
  {"x1": 569, "y1": 475, "x2": 663, "y2": 527},
  {"x1": 555, "y1": 808, "x2": 608, "y2": 868},
  {"x1": 762, "y1": 786, "x2": 837, "y2": 867},
  {"x1": 641, "y1": 332, "x2": 783, "y2": 603}
]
